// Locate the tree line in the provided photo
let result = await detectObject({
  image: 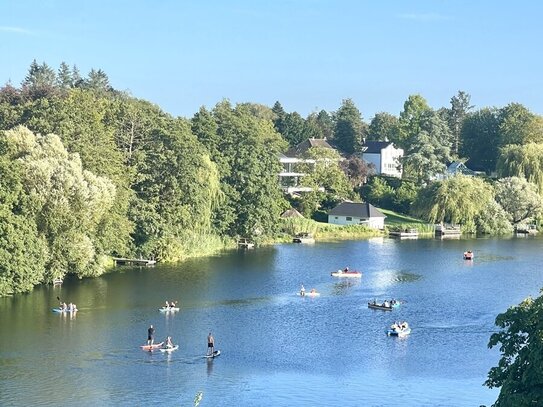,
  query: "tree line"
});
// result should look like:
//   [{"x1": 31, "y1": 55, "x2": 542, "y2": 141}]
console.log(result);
[{"x1": 1, "y1": 60, "x2": 543, "y2": 296}]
